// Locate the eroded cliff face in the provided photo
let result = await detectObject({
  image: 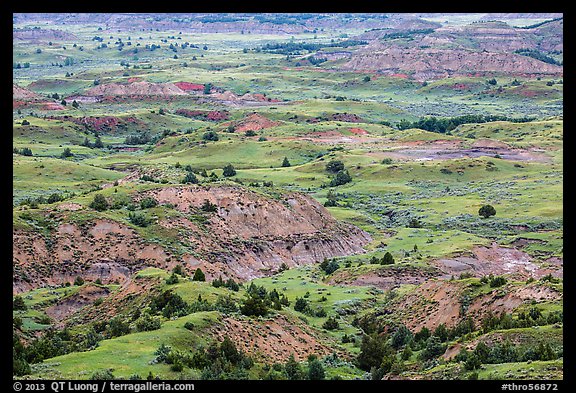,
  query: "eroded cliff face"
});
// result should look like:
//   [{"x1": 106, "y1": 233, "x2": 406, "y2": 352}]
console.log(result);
[
  {"x1": 13, "y1": 185, "x2": 371, "y2": 294},
  {"x1": 341, "y1": 45, "x2": 563, "y2": 81}
]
